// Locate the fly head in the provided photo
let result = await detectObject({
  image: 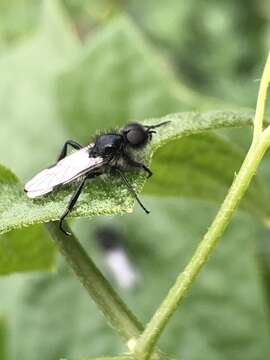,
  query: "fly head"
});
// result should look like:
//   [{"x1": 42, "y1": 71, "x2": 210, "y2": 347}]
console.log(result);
[{"x1": 122, "y1": 121, "x2": 170, "y2": 149}]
